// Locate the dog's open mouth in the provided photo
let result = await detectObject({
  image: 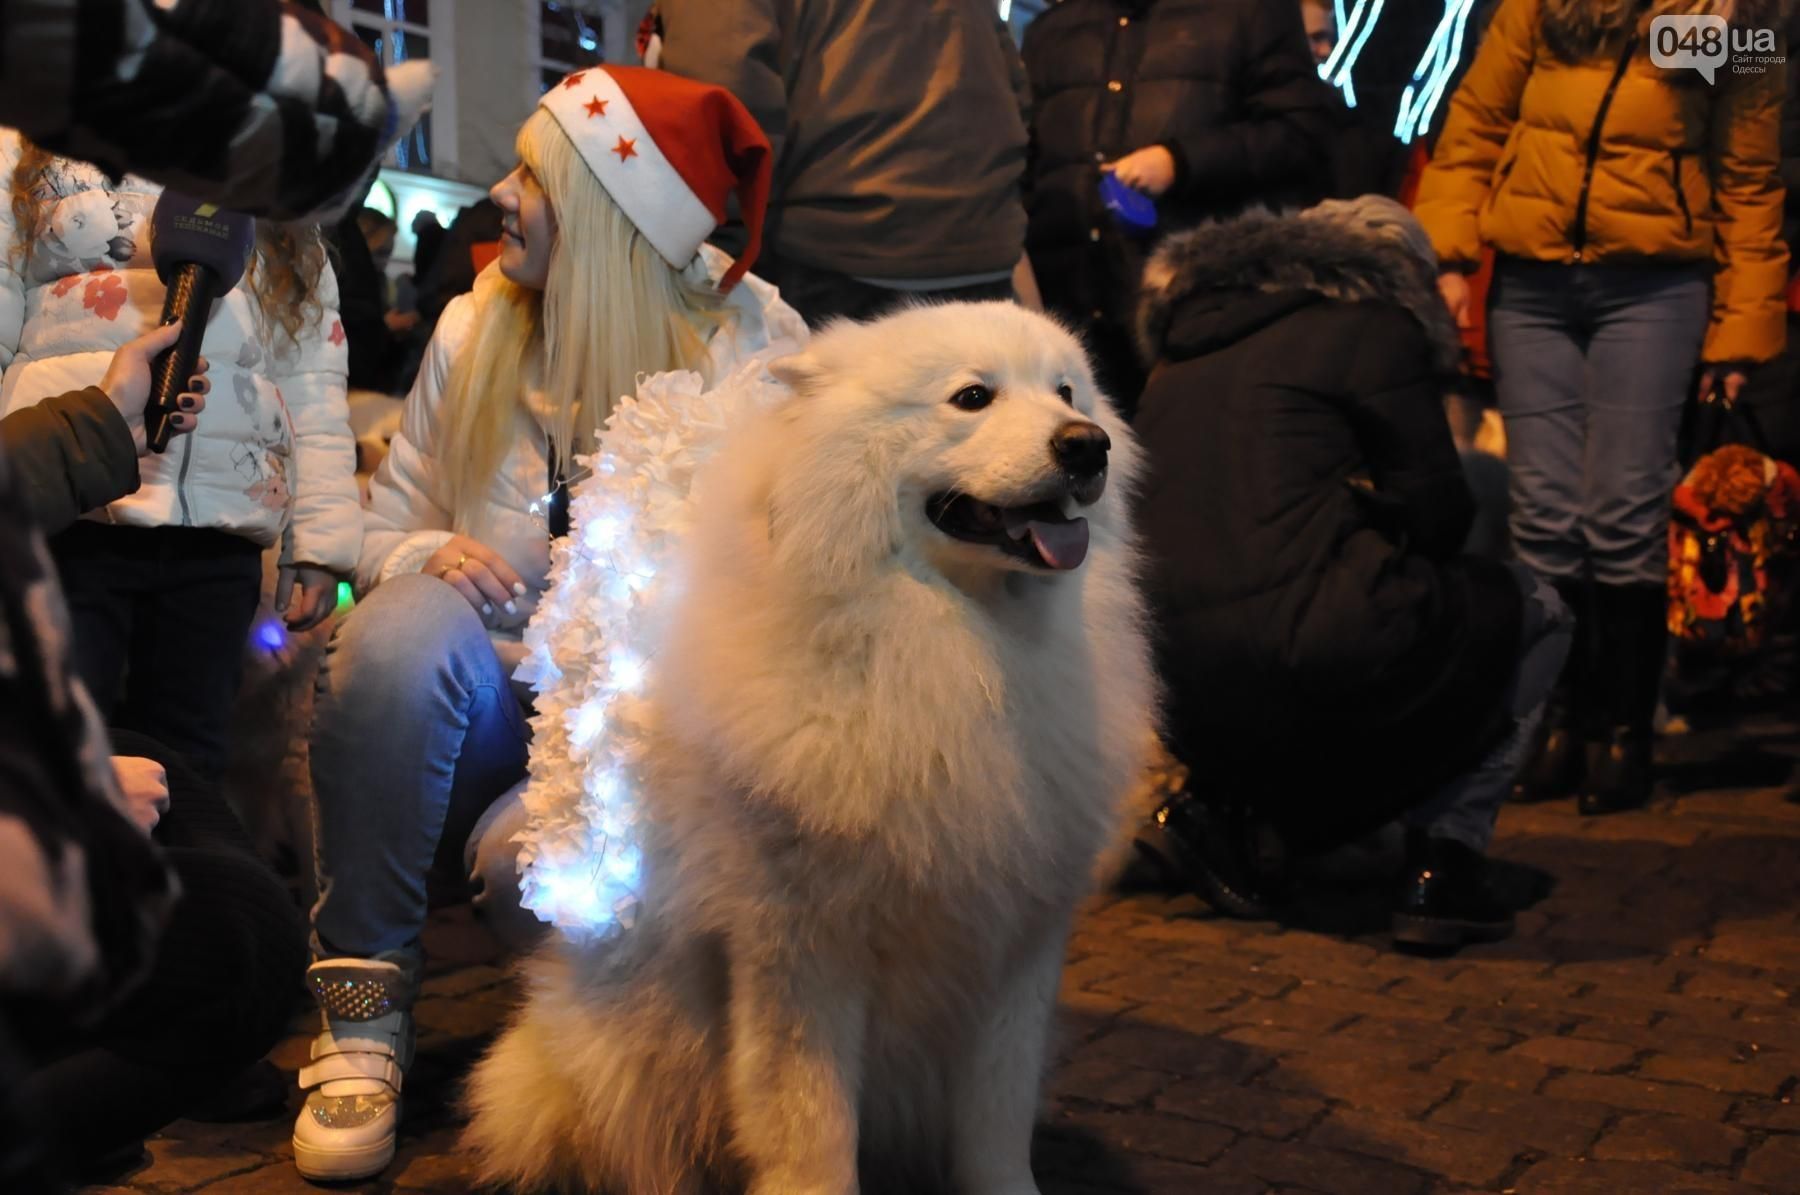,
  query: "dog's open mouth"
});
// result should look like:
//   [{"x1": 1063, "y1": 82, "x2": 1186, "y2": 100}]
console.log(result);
[{"x1": 925, "y1": 494, "x2": 1090, "y2": 571}]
